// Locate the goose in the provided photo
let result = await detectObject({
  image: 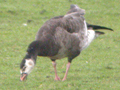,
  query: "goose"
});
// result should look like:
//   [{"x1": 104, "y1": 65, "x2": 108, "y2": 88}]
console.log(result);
[{"x1": 20, "y1": 4, "x2": 113, "y2": 81}]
